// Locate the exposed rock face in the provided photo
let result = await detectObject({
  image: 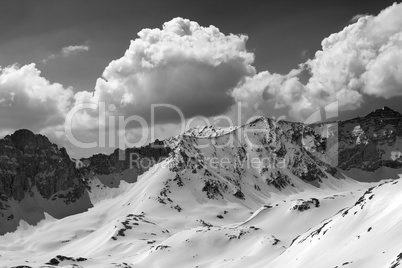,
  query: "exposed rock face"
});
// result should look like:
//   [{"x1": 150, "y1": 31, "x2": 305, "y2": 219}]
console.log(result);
[
  {"x1": 0, "y1": 129, "x2": 171, "y2": 234},
  {"x1": 0, "y1": 129, "x2": 85, "y2": 202},
  {"x1": 0, "y1": 129, "x2": 92, "y2": 235},
  {"x1": 0, "y1": 107, "x2": 400, "y2": 235},
  {"x1": 312, "y1": 106, "x2": 402, "y2": 173},
  {"x1": 165, "y1": 117, "x2": 338, "y2": 201},
  {"x1": 291, "y1": 198, "x2": 320, "y2": 211},
  {"x1": 266, "y1": 171, "x2": 290, "y2": 190},
  {"x1": 164, "y1": 107, "x2": 402, "y2": 201},
  {"x1": 365, "y1": 106, "x2": 402, "y2": 119},
  {"x1": 79, "y1": 139, "x2": 171, "y2": 176}
]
